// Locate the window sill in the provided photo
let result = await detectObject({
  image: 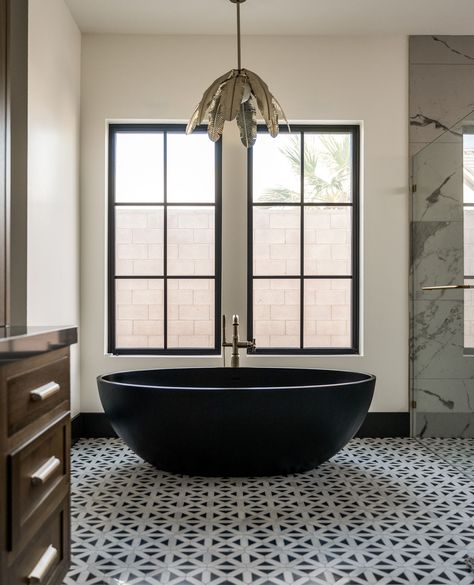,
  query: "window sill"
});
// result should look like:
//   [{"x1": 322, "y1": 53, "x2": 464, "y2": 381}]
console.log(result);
[{"x1": 250, "y1": 349, "x2": 360, "y2": 356}]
